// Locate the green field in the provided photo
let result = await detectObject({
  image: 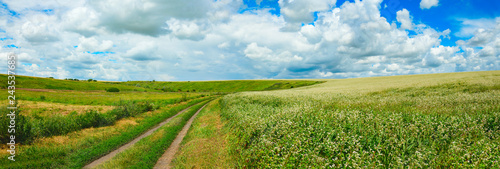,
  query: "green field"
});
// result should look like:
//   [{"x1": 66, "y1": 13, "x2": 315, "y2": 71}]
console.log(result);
[{"x1": 173, "y1": 71, "x2": 500, "y2": 168}]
